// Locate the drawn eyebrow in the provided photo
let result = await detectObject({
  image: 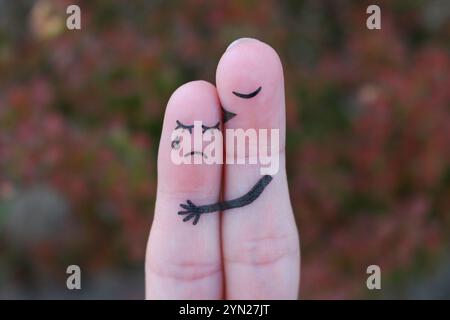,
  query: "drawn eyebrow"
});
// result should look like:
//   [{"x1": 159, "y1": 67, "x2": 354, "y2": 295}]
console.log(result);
[{"x1": 232, "y1": 86, "x2": 262, "y2": 99}]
